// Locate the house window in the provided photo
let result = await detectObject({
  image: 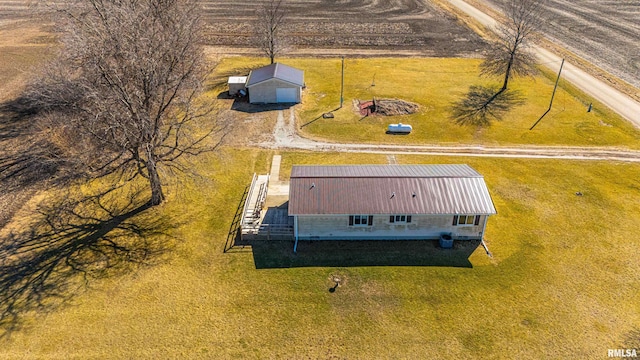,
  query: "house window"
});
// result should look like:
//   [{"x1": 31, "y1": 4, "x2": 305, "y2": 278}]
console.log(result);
[
  {"x1": 389, "y1": 215, "x2": 412, "y2": 224},
  {"x1": 349, "y1": 215, "x2": 373, "y2": 227},
  {"x1": 453, "y1": 215, "x2": 480, "y2": 226}
]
